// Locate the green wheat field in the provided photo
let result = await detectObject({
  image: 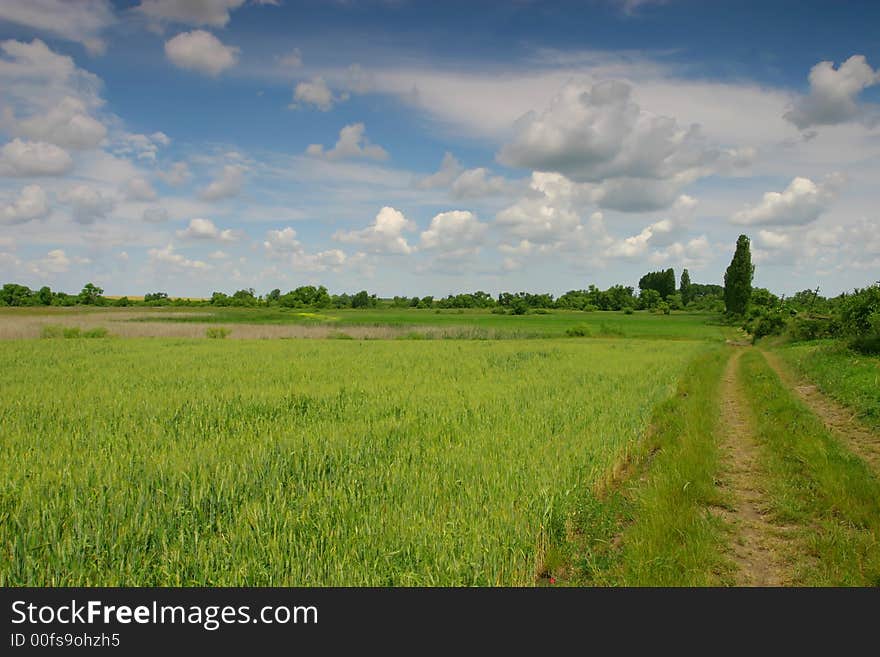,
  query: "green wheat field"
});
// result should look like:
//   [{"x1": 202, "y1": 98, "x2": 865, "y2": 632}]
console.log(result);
[{"x1": 0, "y1": 330, "x2": 710, "y2": 585}]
